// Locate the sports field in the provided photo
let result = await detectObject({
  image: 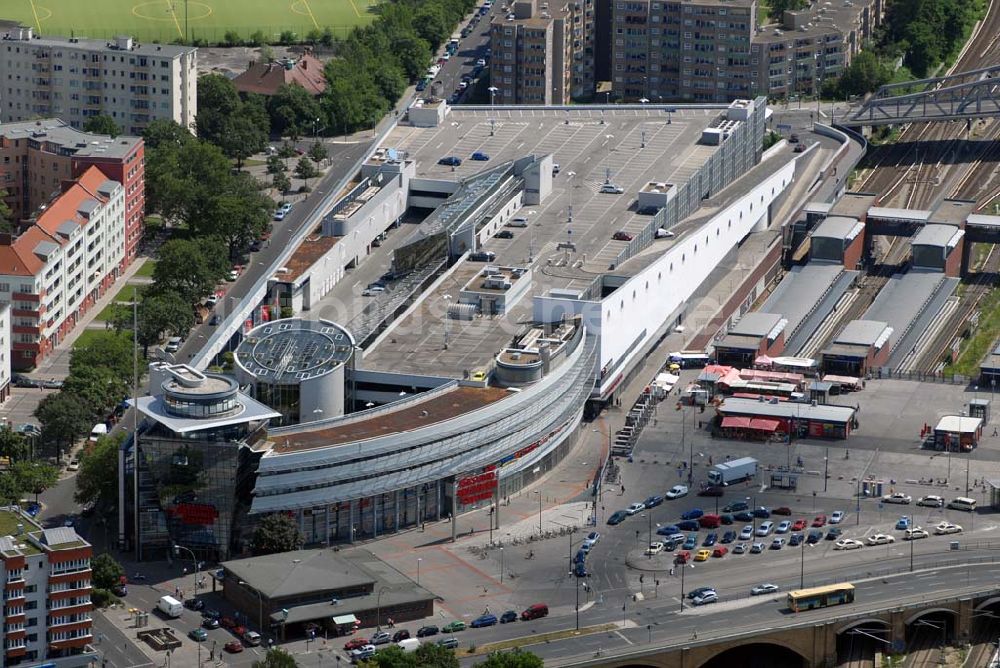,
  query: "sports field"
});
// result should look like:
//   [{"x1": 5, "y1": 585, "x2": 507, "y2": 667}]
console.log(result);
[{"x1": 6, "y1": 0, "x2": 376, "y2": 43}]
